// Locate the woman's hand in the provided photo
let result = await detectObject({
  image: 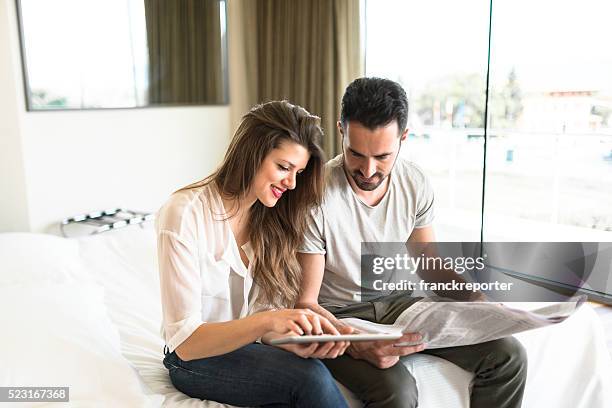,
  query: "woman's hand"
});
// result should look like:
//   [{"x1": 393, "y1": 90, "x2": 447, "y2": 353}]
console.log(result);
[
  {"x1": 260, "y1": 308, "x2": 335, "y2": 336},
  {"x1": 268, "y1": 331, "x2": 330, "y2": 358},
  {"x1": 262, "y1": 330, "x2": 349, "y2": 359},
  {"x1": 258, "y1": 309, "x2": 351, "y2": 358}
]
